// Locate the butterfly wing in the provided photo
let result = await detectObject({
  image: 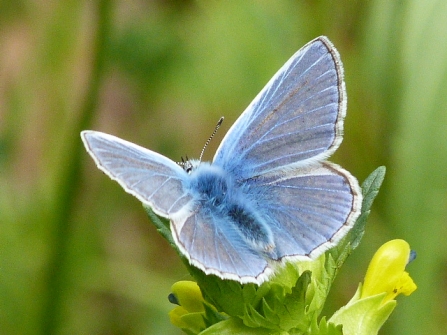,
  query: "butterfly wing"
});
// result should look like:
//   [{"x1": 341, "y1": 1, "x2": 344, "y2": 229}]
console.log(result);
[
  {"x1": 81, "y1": 131, "x2": 194, "y2": 218},
  {"x1": 249, "y1": 162, "x2": 362, "y2": 259},
  {"x1": 213, "y1": 36, "x2": 346, "y2": 178},
  {"x1": 170, "y1": 207, "x2": 272, "y2": 283}
]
